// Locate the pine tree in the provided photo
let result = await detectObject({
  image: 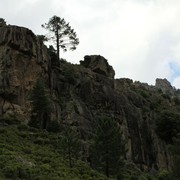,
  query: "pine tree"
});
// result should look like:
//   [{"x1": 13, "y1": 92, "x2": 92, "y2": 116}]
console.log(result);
[
  {"x1": 61, "y1": 124, "x2": 81, "y2": 168},
  {"x1": 42, "y1": 15, "x2": 79, "y2": 60},
  {"x1": 0, "y1": 18, "x2": 6, "y2": 27},
  {"x1": 29, "y1": 80, "x2": 50, "y2": 129},
  {"x1": 91, "y1": 116, "x2": 126, "y2": 178},
  {"x1": 170, "y1": 134, "x2": 180, "y2": 178}
]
